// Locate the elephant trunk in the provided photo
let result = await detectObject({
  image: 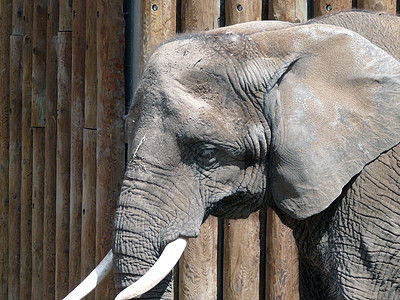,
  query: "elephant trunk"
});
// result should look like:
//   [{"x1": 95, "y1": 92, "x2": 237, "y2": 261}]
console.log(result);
[
  {"x1": 115, "y1": 238, "x2": 187, "y2": 300},
  {"x1": 112, "y1": 186, "x2": 178, "y2": 299}
]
